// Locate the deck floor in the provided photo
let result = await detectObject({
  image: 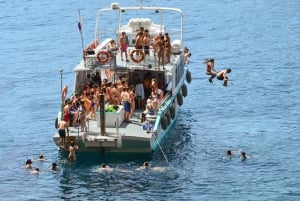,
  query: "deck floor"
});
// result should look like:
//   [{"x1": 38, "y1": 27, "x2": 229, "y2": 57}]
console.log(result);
[{"x1": 60, "y1": 109, "x2": 154, "y2": 141}]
